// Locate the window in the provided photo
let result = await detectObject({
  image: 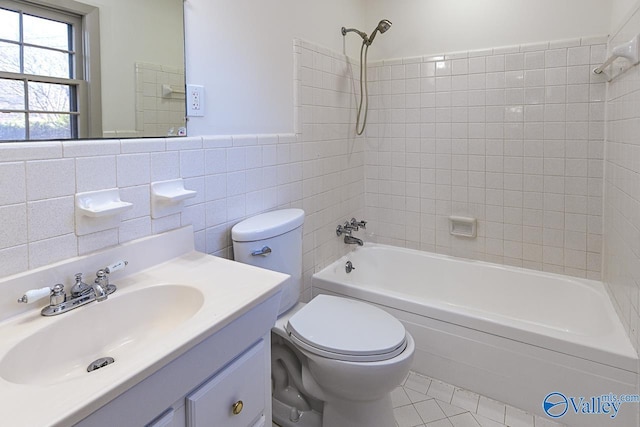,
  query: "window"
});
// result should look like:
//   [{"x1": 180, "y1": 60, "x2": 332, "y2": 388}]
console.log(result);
[{"x1": 0, "y1": 0, "x2": 87, "y2": 141}]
